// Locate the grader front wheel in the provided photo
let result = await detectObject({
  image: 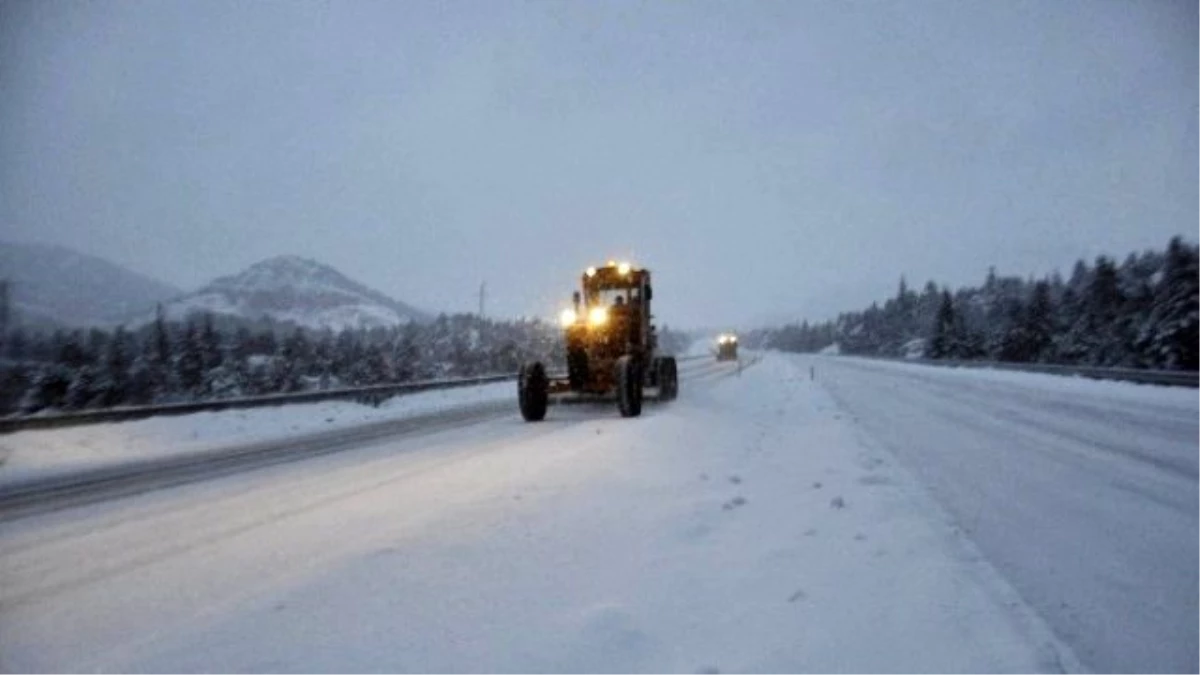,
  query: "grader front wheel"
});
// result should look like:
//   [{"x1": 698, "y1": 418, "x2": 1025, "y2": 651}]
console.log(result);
[{"x1": 616, "y1": 355, "x2": 643, "y2": 418}]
